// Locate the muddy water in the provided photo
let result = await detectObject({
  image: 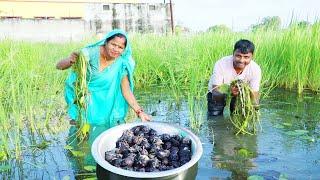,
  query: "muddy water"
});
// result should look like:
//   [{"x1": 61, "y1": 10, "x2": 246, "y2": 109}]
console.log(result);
[
  {"x1": 1, "y1": 88, "x2": 319, "y2": 179},
  {"x1": 138, "y1": 88, "x2": 320, "y2": 179}
]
